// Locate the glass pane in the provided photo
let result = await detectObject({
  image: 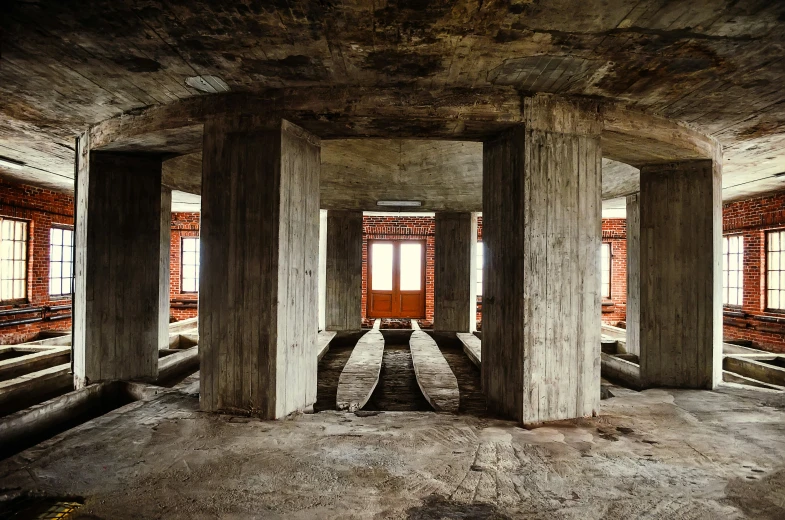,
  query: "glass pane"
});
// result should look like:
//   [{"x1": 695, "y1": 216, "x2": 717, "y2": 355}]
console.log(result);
[
  {"x1": 0, "y1": 241, "x2": 10, "y2": 261},
  {"x1": 51, "y1": 228, "x2": 62, "y2": 245},
  {"x1": 772, "y1": 290, "x2": 781, "y2": 310},
  {"x1": 49, "y1": 278, "x2": 56, "y2": 295},
  {"x1": 63, "y1": 230, "x2": 73, "y2": 246},
  {"x1": 399, "y1": 242, "x2": 422, "y2": 291},
  {"x1": 371, "y1": 243, "x2": 393, "y2": 291},
  {"x1": 14, "y1": 242, "x2": 23, "y2": 260},
  {"x1": 183, "y1": 252, "x2": 197, "y2": 266},
  {"x1": 1, "y1": 280, "x2": 10, "y2": 299},
  {"x1": 13, "y1": 280, "x2": 23, "y2": 299},
  {"x1": 772, "y1": 232, "x2": 780, "y2": 252},
  {"x1": 52, "y1": 245, "x2": 62, "y2": 262},
  {"x1": 14, "y1": 261, "x2": 24, "y2": 279},
  {"x1": 182, "y1": 279, "x2": 195, "y2": 293},
  {"x1": 1, "y1": 221, "x2": 11, "y2": 240},
  {"x1": 15, "y1": 221, "x2": 25, "y2": 240}
]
